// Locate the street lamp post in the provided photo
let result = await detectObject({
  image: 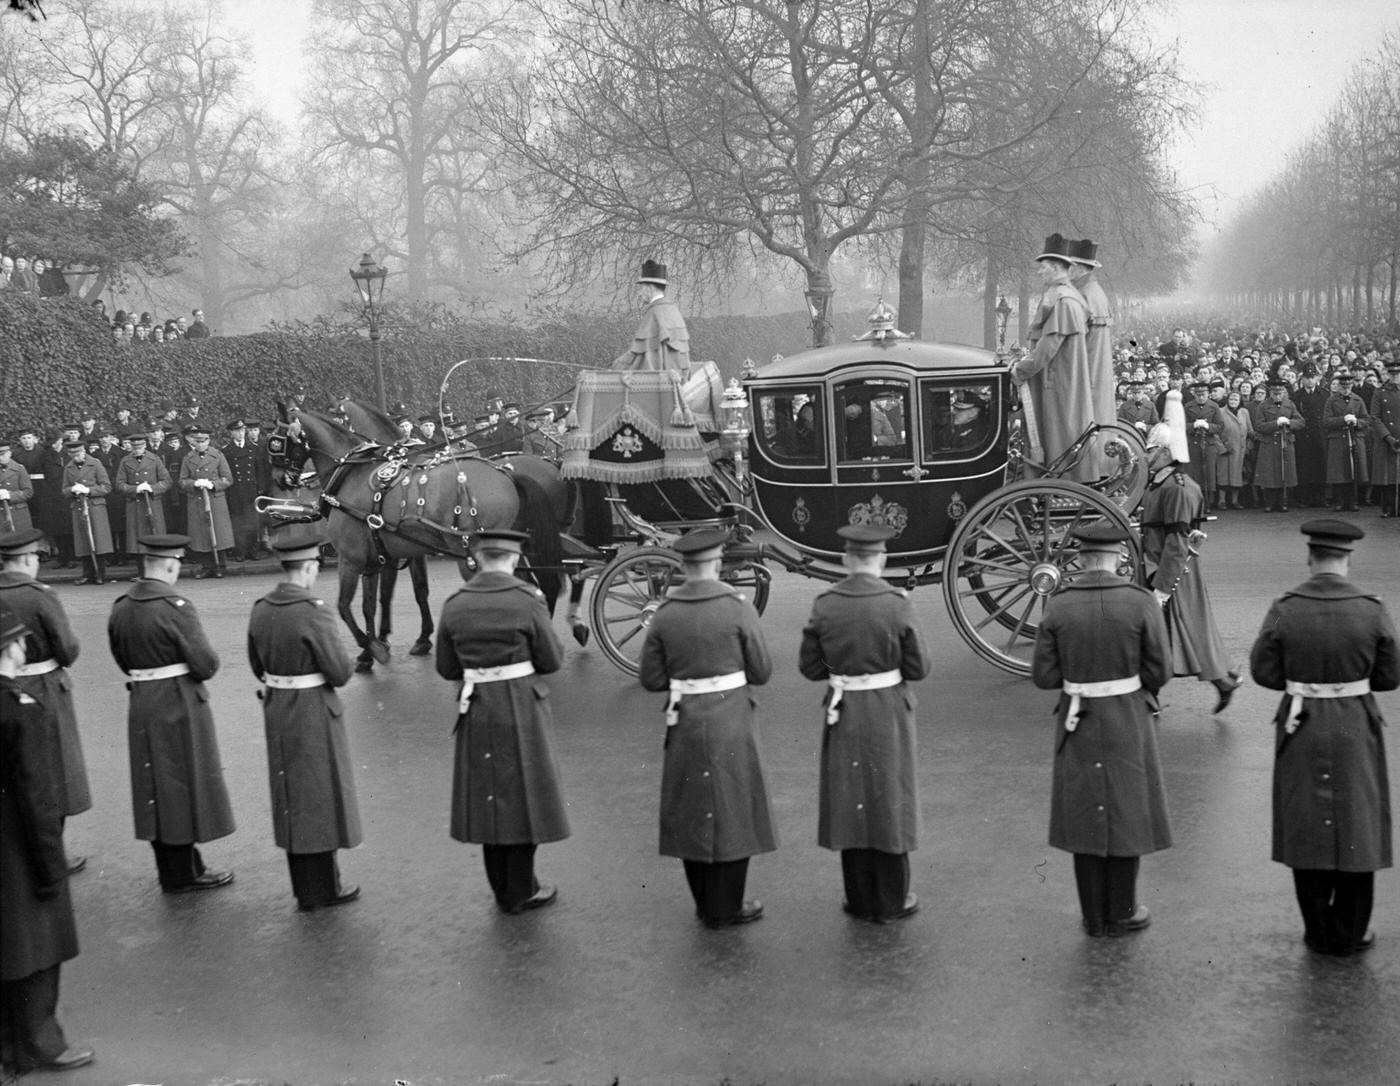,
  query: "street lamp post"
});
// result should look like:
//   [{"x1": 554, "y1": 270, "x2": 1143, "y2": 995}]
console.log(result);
[
  {"x1": 349, "y1": 252, "x2": 389, "y2": 411},
  {"x1": 995, "y1": 295, "x2": 1013, "y2": 351},
  {"x1": 804, "y1": 274, "x2": 835, "y2": 348}
]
